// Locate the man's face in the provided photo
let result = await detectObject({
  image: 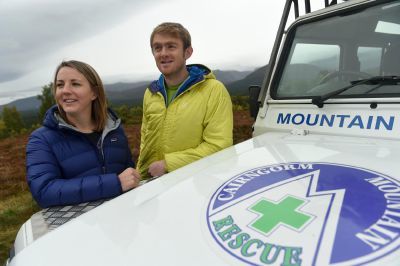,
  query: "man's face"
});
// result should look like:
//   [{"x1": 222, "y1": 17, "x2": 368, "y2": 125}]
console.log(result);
[{"x1": 151, "y1": 33, "x2": 192, "y2": 78}]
